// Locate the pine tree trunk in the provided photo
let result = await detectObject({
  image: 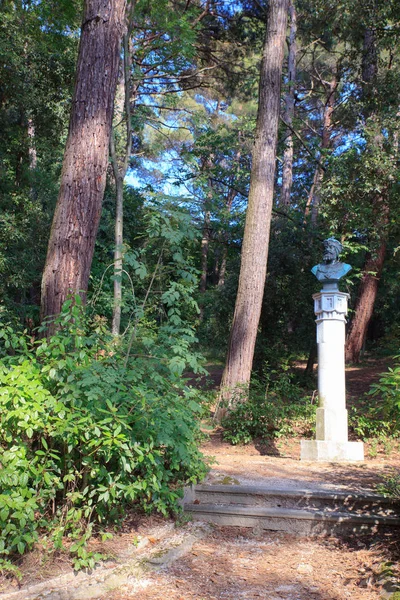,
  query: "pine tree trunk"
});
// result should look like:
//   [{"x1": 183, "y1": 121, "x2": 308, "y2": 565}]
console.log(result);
[
  {"x1": 345, "y1": 244, "x2": 386, "y2": 363},
  {"x1": 281, "y1": 0, "x2": 297, "y2": 207},
  {"x1": 111, "y1": 172, "x2": 124, "y2": 335},
  {"x1": 40, "y1": 0, "x2": 127, "y2": 327},
  {"x1": 111, "y1": 33, "x2": 134, "y2": 336},
  {"x1": 345, "y1": 27, "x2": 387, "y2": 363},
  {"x1": 216, "y1": 0, "x2": 289, "y2": 419}
]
